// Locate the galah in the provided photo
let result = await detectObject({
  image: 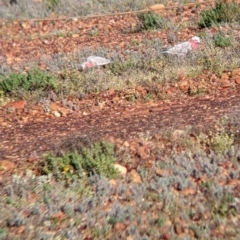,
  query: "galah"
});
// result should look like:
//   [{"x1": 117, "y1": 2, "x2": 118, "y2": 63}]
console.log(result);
[
  {"x1": 81, "y1": 56, "x2": 111, "y2": 70},
  {"x1": 162, "y1": 36, "x2": 201, "y2": 57}
]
